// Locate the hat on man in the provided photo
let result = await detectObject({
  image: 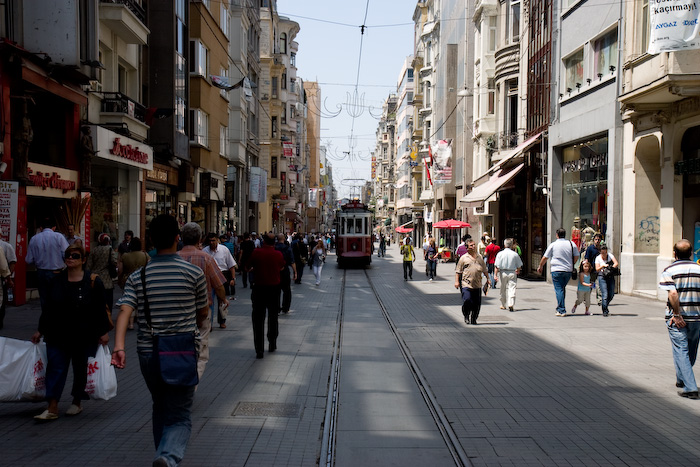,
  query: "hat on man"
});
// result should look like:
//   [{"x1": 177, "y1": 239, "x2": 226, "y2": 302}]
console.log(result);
[{"x1": 251, "y1": 231, "x2": 257, "y2": 236}]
